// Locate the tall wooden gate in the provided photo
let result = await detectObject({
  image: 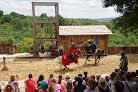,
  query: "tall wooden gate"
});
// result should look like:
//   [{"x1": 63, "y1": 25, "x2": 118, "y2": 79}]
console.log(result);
[{"x1": 32, "y1": 2, "x2": 59, "y2": 56}]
